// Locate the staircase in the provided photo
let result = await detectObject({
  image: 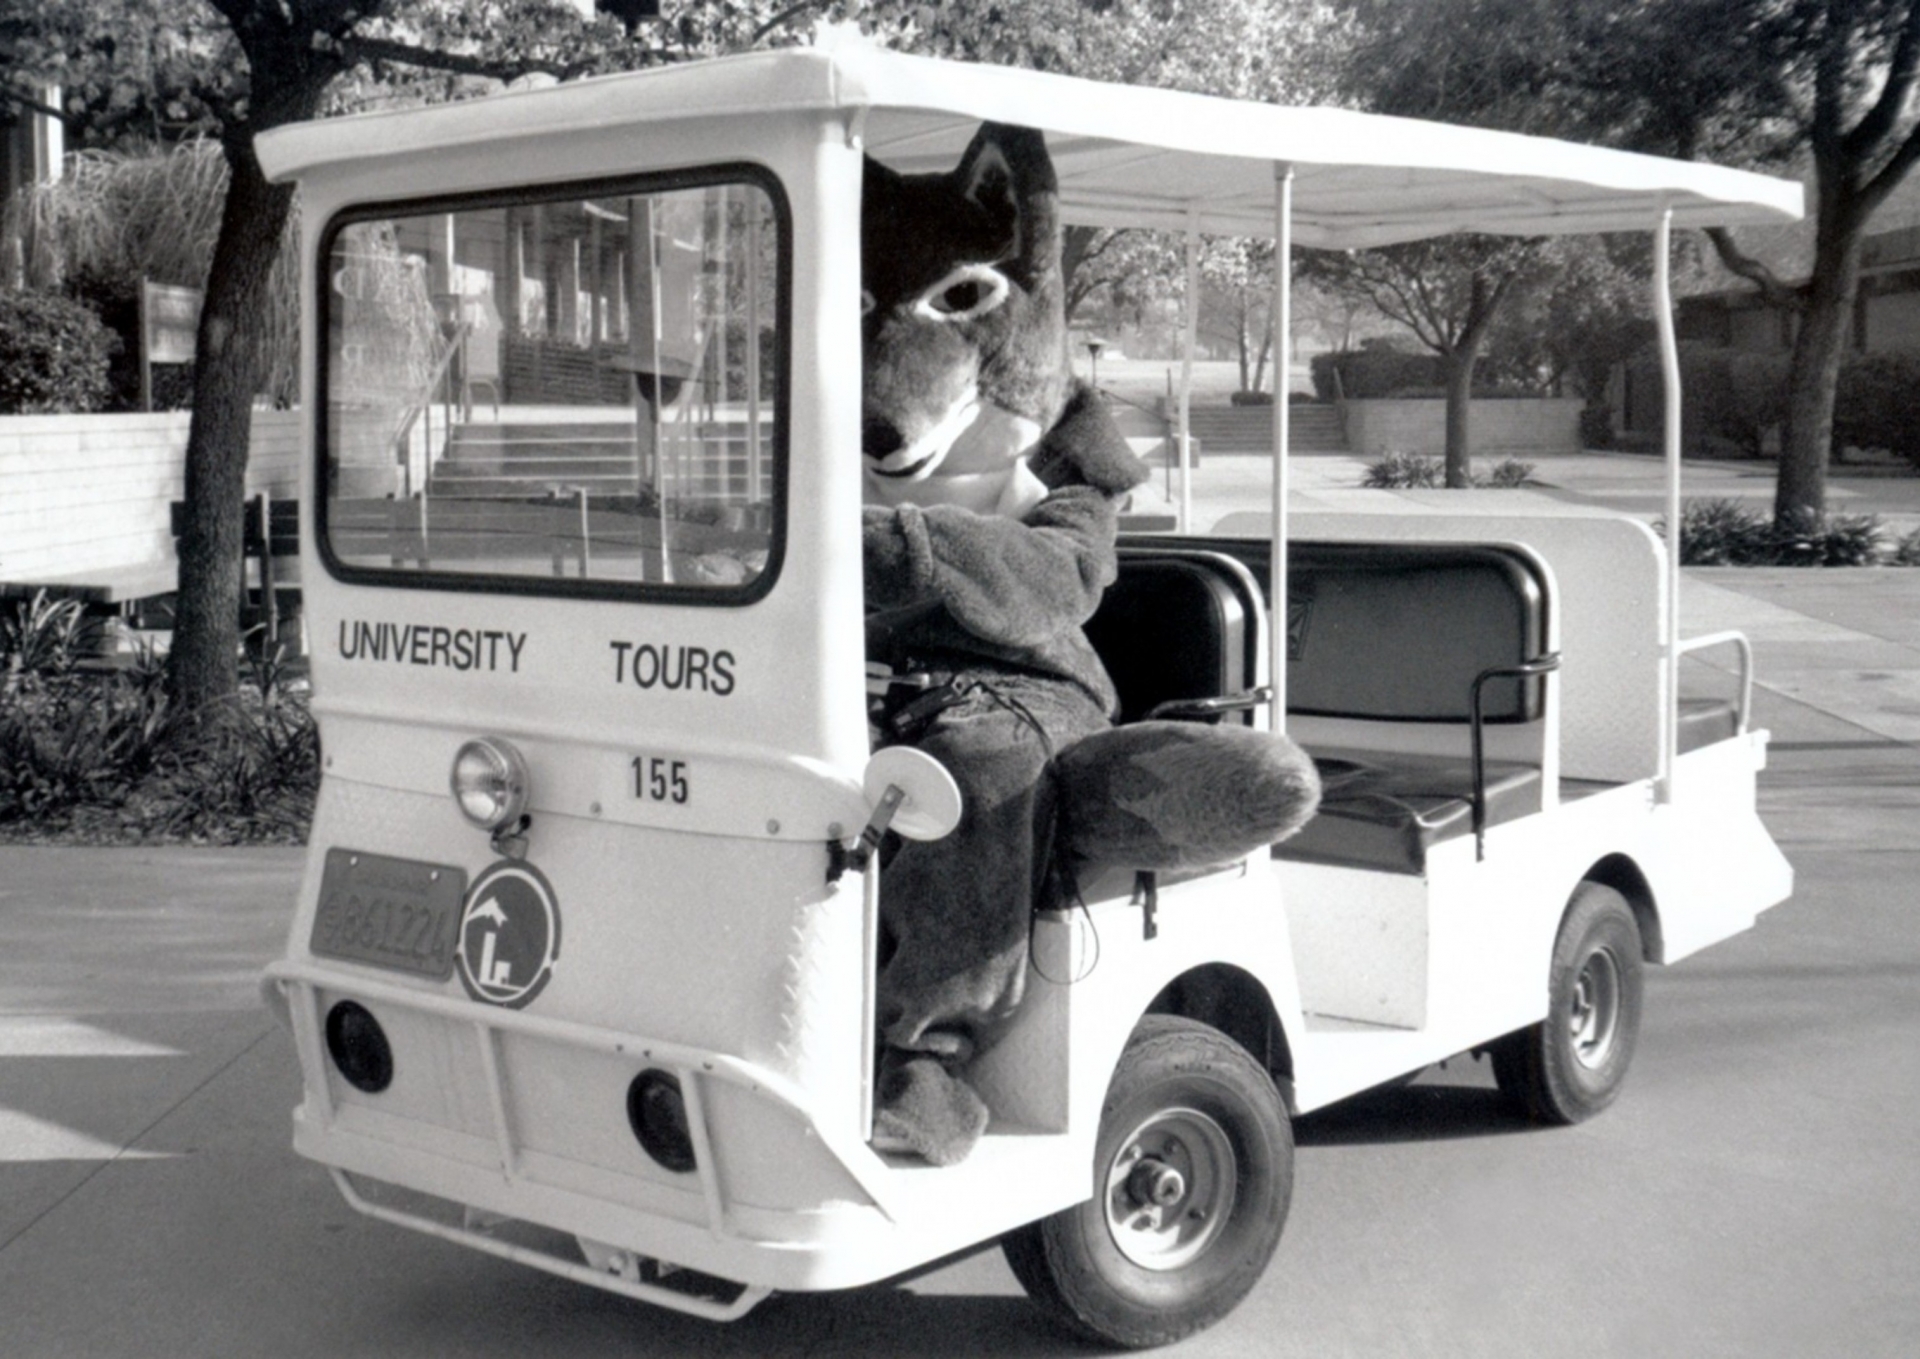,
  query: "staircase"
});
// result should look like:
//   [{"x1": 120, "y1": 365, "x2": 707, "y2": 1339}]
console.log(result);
[
  {"x1": 1181, "y1": 402, "x2": 1347, "y2": 454},
  {"x1": 428, "y1": 419, "x2": 763, "y2": 500}
]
